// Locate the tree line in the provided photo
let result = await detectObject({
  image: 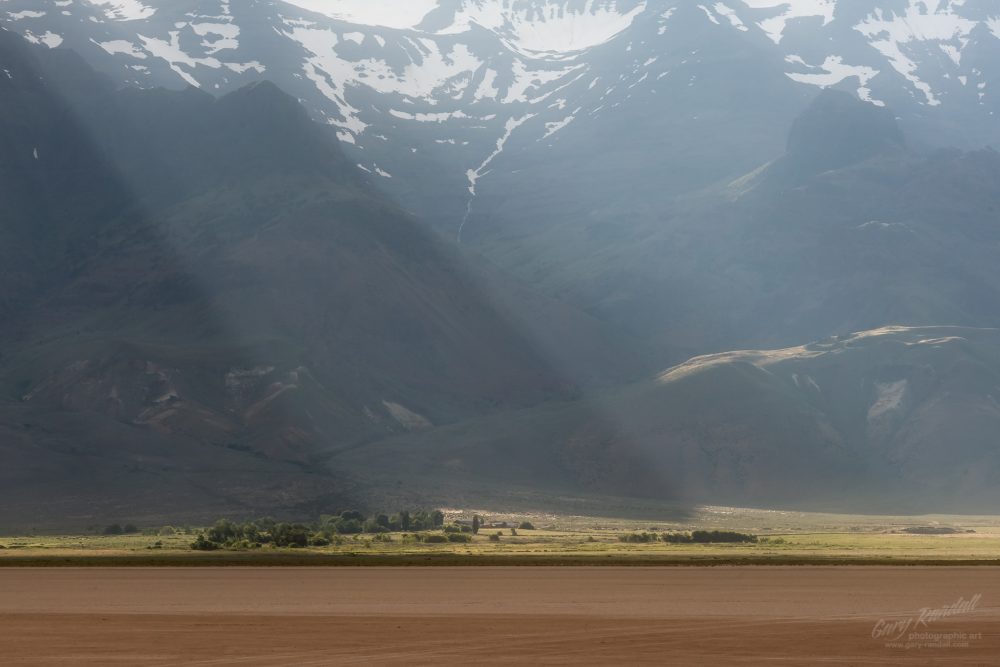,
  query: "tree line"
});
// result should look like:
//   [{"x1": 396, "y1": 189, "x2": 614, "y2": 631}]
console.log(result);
[{"x1": 190, "y1": 510, "x2": 451, "y2": 550}]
